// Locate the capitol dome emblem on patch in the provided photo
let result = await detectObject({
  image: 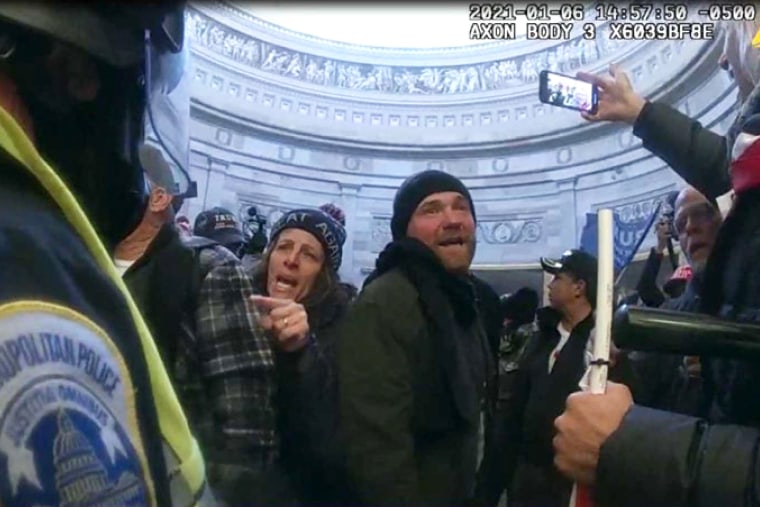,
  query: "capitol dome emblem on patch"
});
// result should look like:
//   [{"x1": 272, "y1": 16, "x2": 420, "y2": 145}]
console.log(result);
[{"x1": 0, "y1": 302, "x2": 155, "y2": 507}]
